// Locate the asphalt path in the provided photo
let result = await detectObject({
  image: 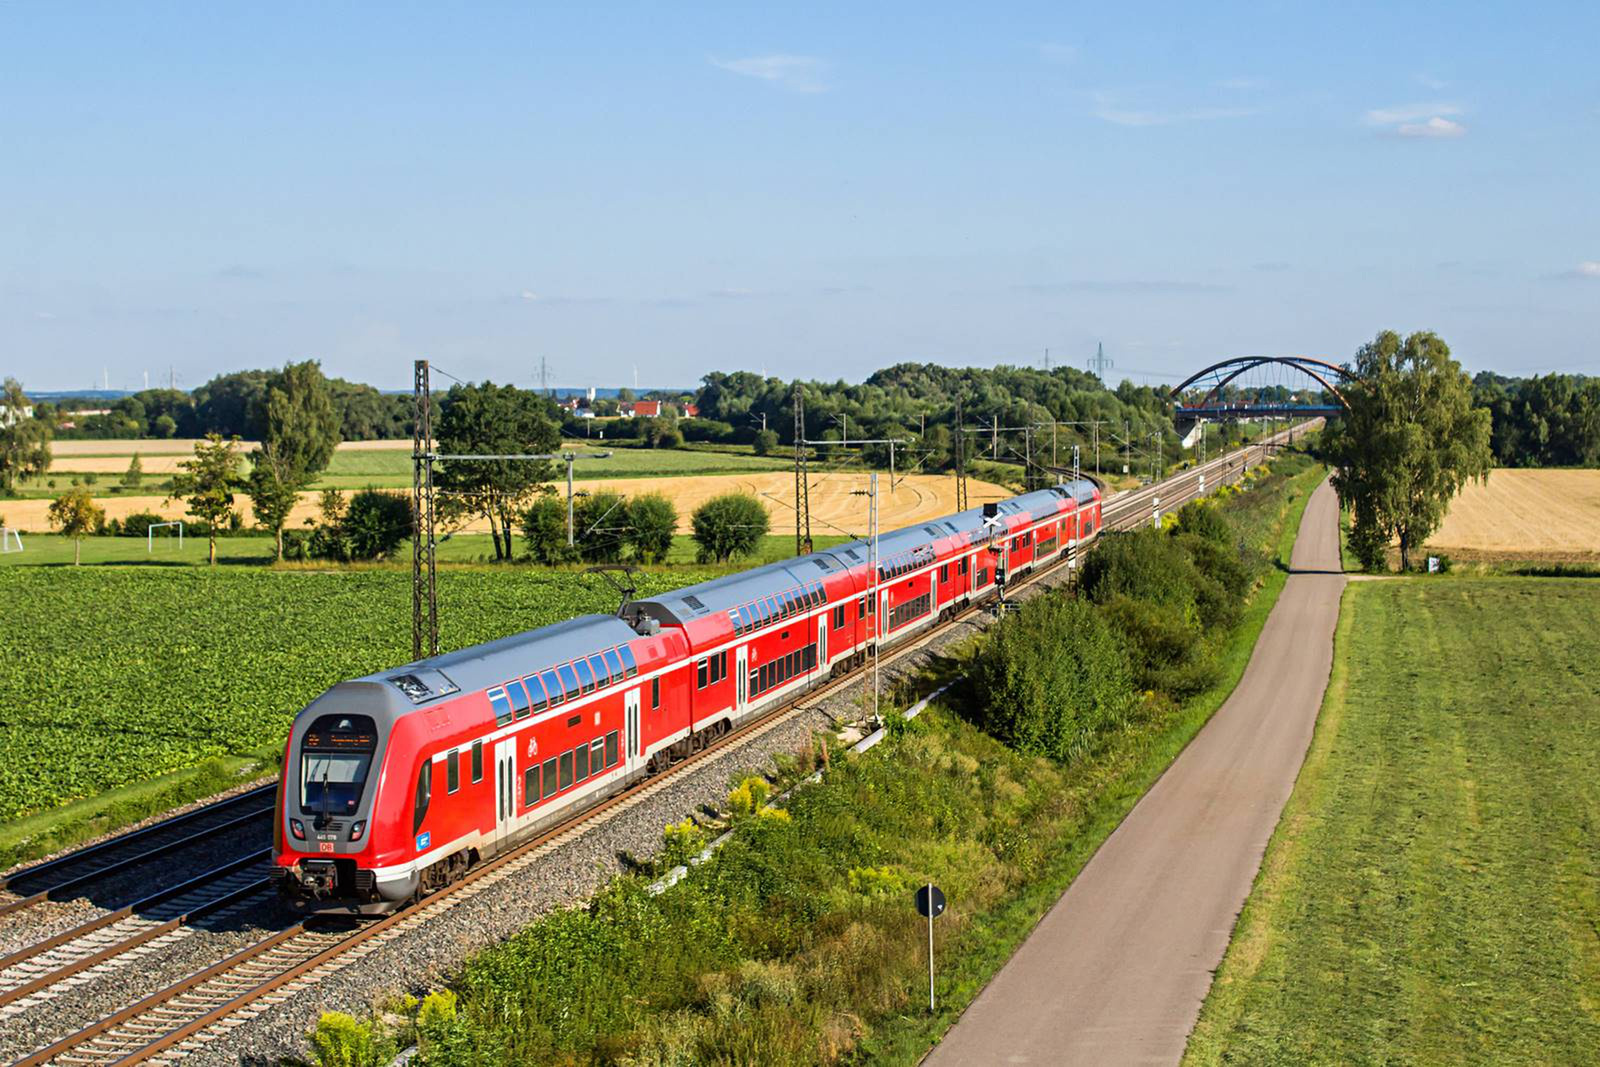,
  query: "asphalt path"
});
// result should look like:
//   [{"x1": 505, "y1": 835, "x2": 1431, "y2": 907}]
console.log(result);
[{"x1": 927, "y1": 477, "x2": 1344, "y2": 1066}]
